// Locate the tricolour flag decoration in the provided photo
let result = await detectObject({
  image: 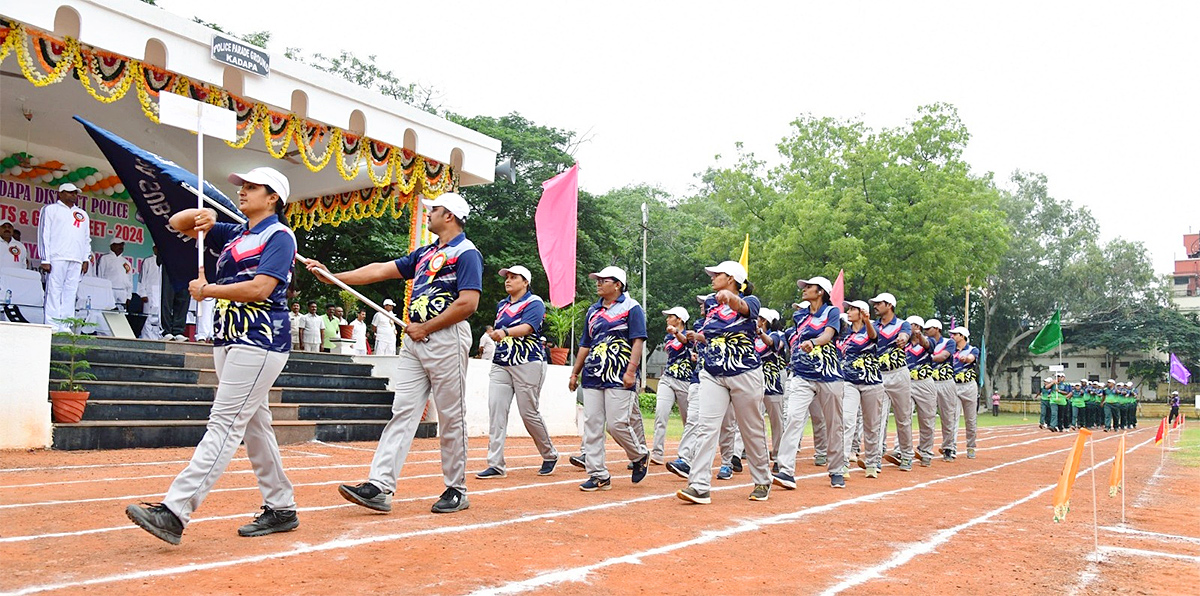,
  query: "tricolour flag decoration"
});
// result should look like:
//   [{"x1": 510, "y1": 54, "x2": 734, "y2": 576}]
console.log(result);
[
  {"x1": 1052, "y1": 428, "x2": 1090, "y2": 522},
  {"x1": 1108, "y1": 433, "x2": 1125, "y2": 498}
]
